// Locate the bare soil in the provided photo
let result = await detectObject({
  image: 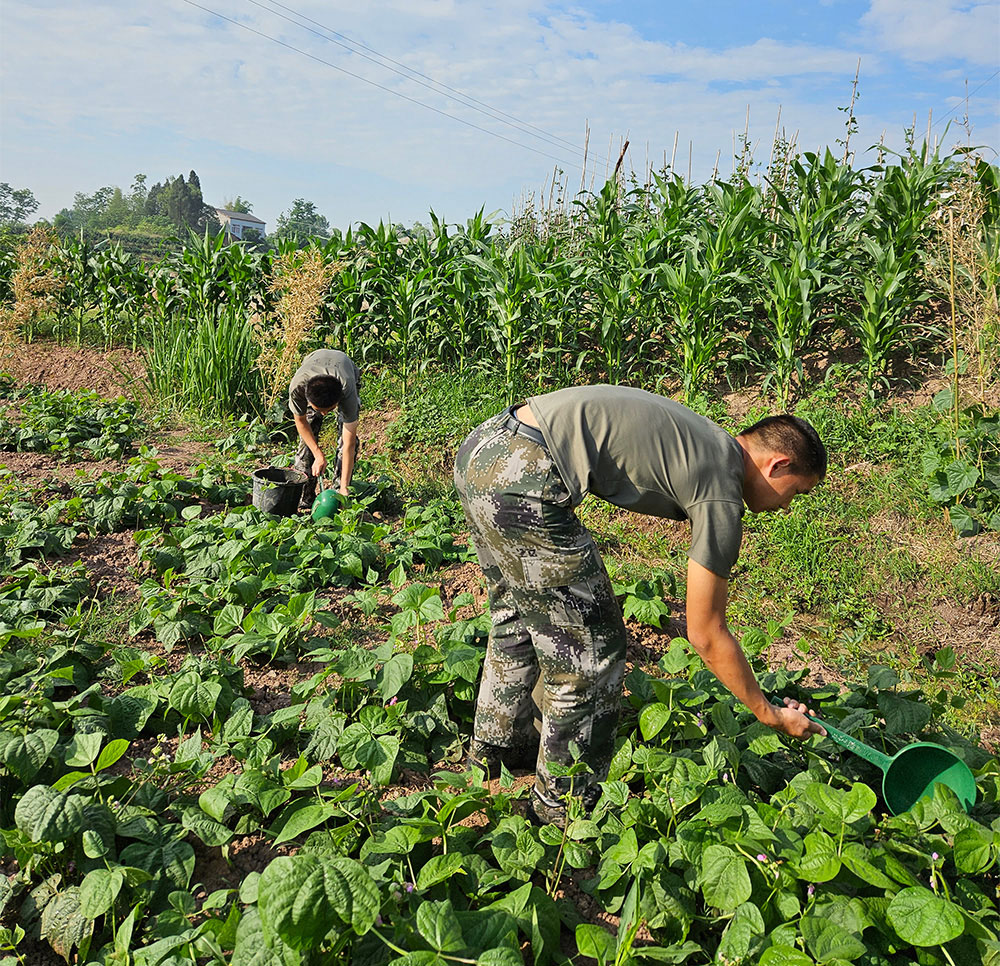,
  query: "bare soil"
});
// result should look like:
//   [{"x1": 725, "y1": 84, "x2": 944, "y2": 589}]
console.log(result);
[
  {"x1": 63, "y1": 530, "x2": 142, "y2": 598},
  {"x1": 0, "y1": 342, "x2": 145, "y2": 398}
]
